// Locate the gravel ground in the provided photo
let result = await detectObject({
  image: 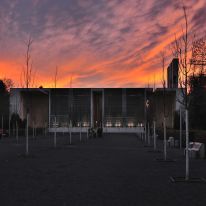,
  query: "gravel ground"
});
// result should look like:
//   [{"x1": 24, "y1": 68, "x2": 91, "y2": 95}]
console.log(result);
[{"x1": 0, "y1": 133, "x2": 206, "y2": 206}]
